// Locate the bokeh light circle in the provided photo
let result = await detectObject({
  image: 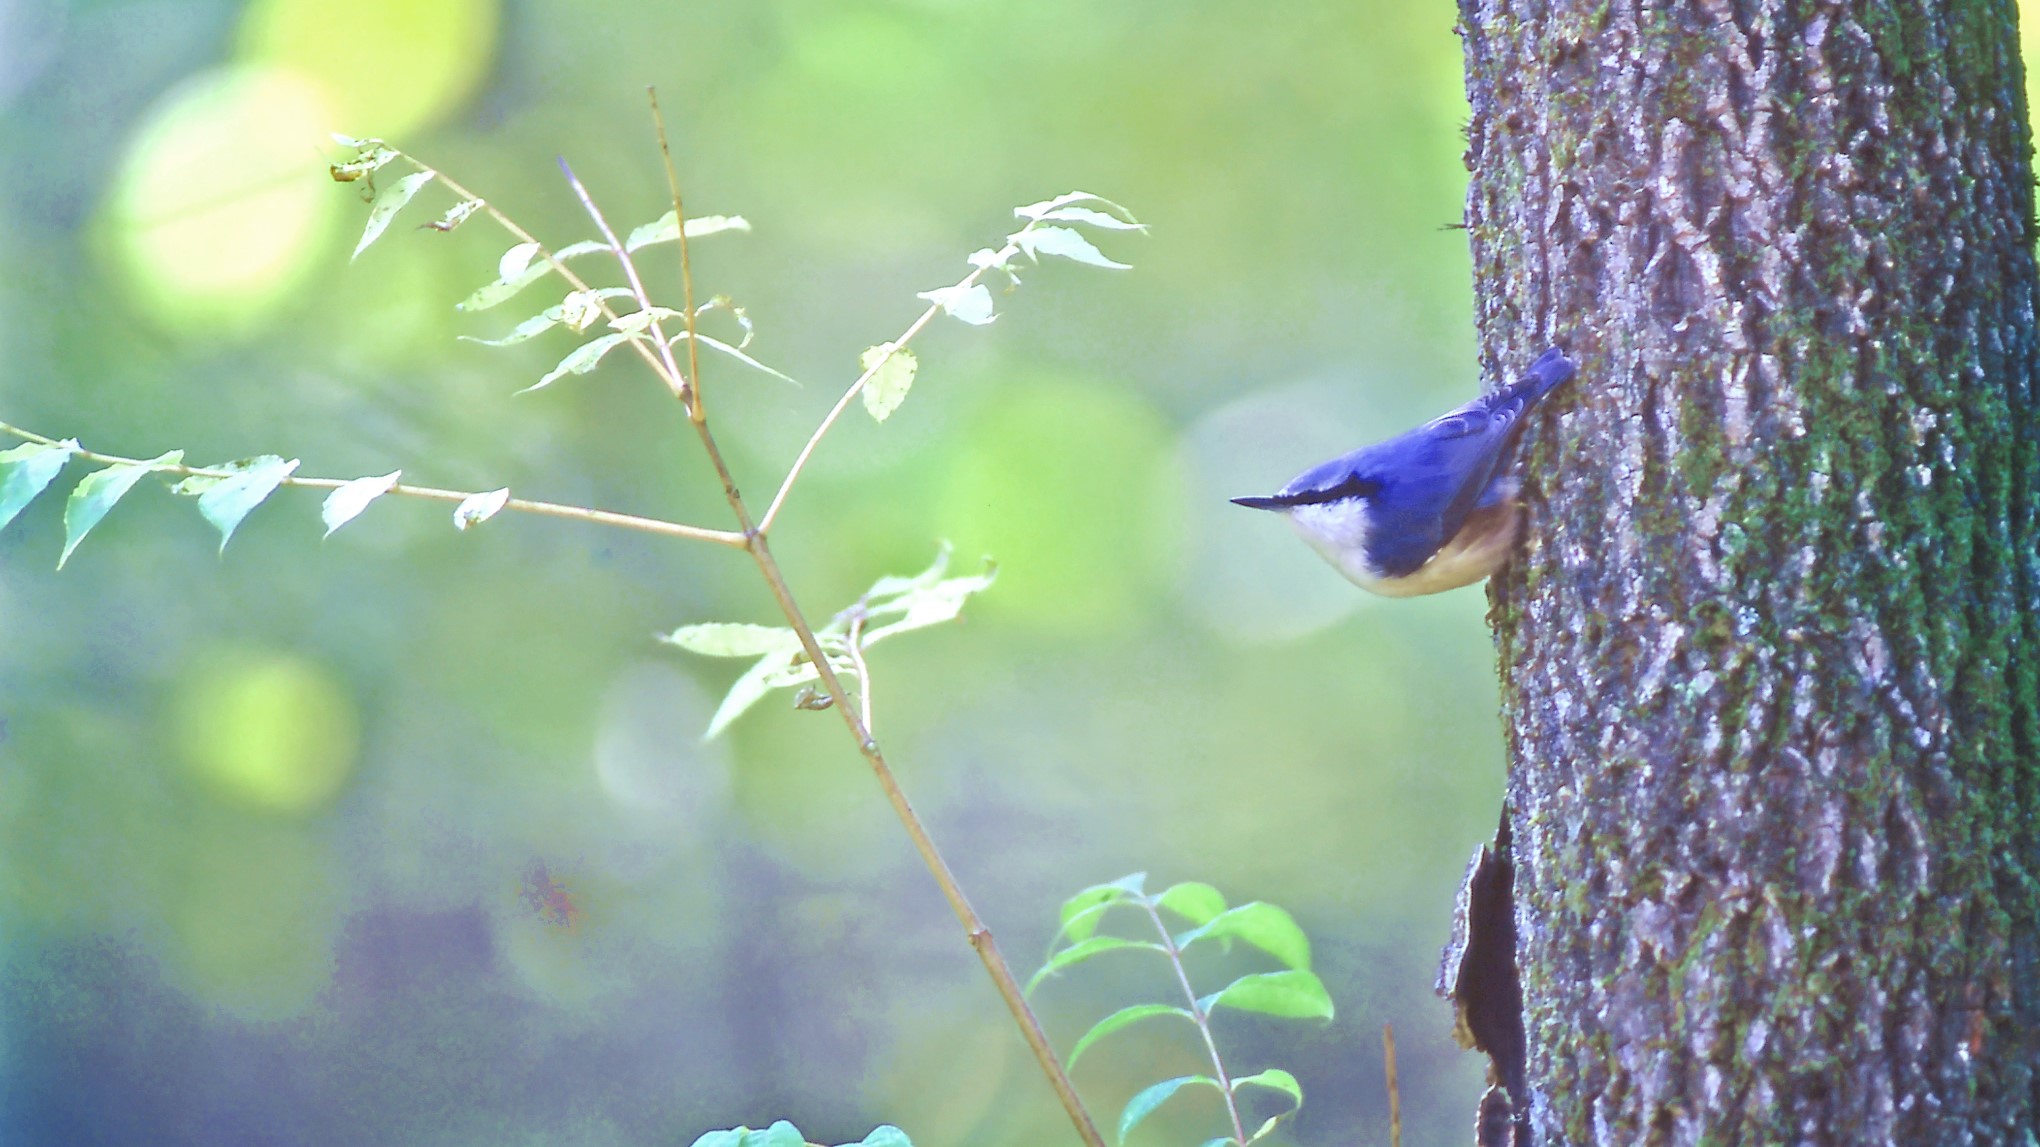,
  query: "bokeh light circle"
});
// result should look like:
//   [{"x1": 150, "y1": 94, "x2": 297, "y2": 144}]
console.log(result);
[
  {"x1": 174, "y1": 652, "x2": 360, "y2": 815},
  {"x1": 237, "y1": 0, "x2": 499, "y2": 137}
]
